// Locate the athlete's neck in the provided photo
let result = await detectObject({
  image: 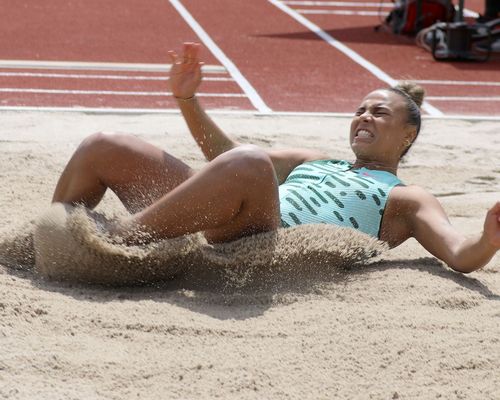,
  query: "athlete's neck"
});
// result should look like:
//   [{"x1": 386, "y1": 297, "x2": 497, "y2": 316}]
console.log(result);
[{"x1": 352, "y1": 158, "x2": 399, "y2": 175}]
